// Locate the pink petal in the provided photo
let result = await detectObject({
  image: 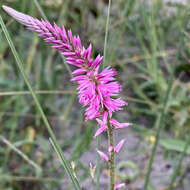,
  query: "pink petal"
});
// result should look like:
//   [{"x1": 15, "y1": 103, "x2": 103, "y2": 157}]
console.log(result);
[
  {"x1": 96, "y1": 118, "x2": 103, "y2": 125},
  {"x1": 91, "y1": 55, "x2": 103, "y2": 68},
  {"x1": 2, "y1": 5, "x2": 32, "y2": 26},
  {"x1": 68, "y1": 29, "x2": 73, "y2": 42},
  {"x1": 71, "y1": 75, "x2": 86, "y2": 82},
  {"x1": 108, "y1": 146, "x2": 114, "y2": 153},
  {"x1": 72, "y1": 68, "x2": 86, "y2": 75},
  {"x1": 102, "y1": 111, "x2": 108, "y2": 124},
  {"x1": 115, "y1": 139, "x2": 125, "y2": 153},
  {"x1": 85, "y1": 44, "x2": 92, "y2": 59},
  {"x1": 111, "y1": 119, "x2": 132, "y2": 129},
  {"x1": 94, "y1": 125, "x2": 106, "y2": 138},
  {"x1": 62, "y1": 52, "x2": 76, "y2": 57},
  {"x1": 96, "y1": 150, "x2": 109, "y2": 162},
  {"x1": 114, "y1": 183, "x2": 125, "y2": 189}
]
